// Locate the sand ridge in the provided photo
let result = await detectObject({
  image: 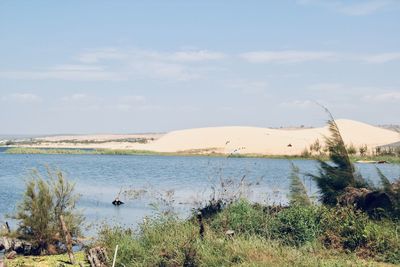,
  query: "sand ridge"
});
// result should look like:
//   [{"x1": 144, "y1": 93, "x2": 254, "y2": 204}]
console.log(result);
[{"x1": 29, "y1": 119, "x2": 400, "y2": 156}]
